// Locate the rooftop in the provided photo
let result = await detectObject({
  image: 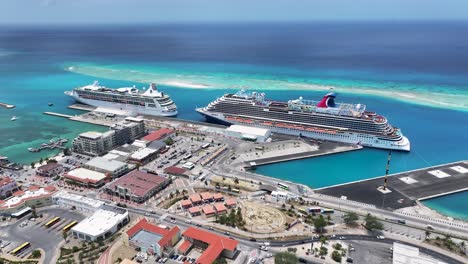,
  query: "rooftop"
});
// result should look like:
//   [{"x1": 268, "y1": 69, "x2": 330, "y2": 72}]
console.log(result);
[
  {"x1": 37, "y1": 163, "x2": 62, "y2": 172},
  {"x1": 0, "y1": 176, "x2": 15, "y2": 187},
  {"x1": 86, "y1": 157, "x2": 128, "y2": 172},
  {"x1": 130, "y1": 148, "x2": 158, "y2": 161},
  {"x1": 65, "y1": 168, "x2": 108, "y2": 184},
  {"x1": 53, "y1": 191, "x2": 104, "y2": 209},
  {"x1": 79, "y1": 131, "x2": 104, "y2": 140},
  {"x1": 142, "y1": 128, "x2": 175, "y2": 142},
  {"x1": 202, "y1": 205, "x2": 215, "y2": 215},
  {"x1": 226, "y1": 125, "x2": 270, "y2": 137},
  {"x1": 189, "y1": 194, "x2": 201, "y2": 203},
  {"x1": 225, "y1": 198, "x2": 237, "y2": 206},
  {"x1": 214, "y1": 202, "x2": 227, "y2": 212},
  {"x1": 164, "y1": 166, "x2": 187, "y2": 175},
  {"x1": 200, "y1": 192, "x2": 212, "y2": 200},
  {"x1": 213, "y1": 193, "x2": 224, "y2": 200},
  {"x1": 1, "y1": 185, "x2": 57, "y2": 209},
  {"x1": 127, "y1": 218, "x2": 180, "y2": 248},
  {"x1": 72, "y1": 208, "x2": 128, "y2": 237},
  {"x1": 106, "y1": 170, "x2": 167, "y2": 198},
  {"x1": 188, "y1": 207, "x2": 200, "y2": 214},
  {"x1": 182, "y1": 227, "x2": 238, "y2": 264}
]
